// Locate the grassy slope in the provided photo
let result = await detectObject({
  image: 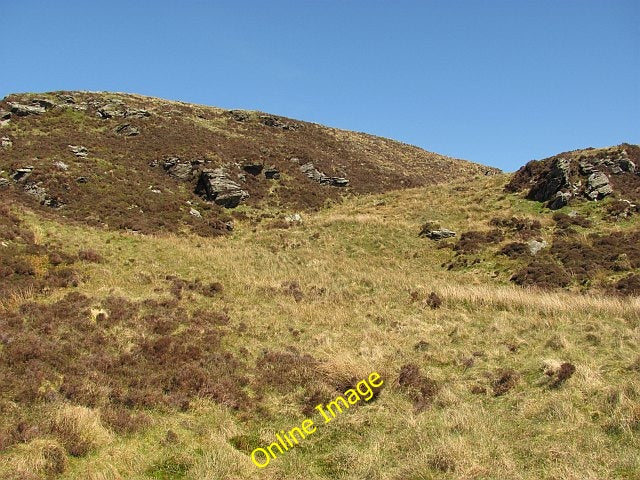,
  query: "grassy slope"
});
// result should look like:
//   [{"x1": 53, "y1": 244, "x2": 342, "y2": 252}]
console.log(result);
[{"x1": 1, "y1": 174, "x2": 639, "y2": 480}]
